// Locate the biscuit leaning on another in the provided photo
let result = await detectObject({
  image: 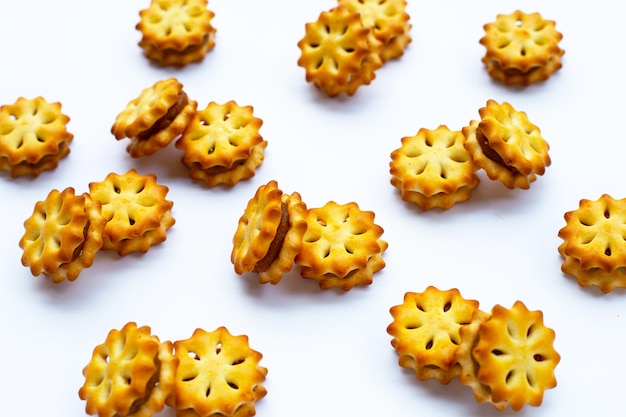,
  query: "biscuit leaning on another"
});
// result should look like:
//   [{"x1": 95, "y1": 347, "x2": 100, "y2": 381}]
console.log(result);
[
  {"x1": 231, "y1": 180, "x2": 307, "y2": 284},
  {"x1": 19, "y1": 187, "x2": 106, "y2": 283},
  {"x1": 111, "y1": 78, "x2": 197, "y2": 158},
  {"x1": 0, "y1": 96, "x2": 73, "y2": 178}
]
